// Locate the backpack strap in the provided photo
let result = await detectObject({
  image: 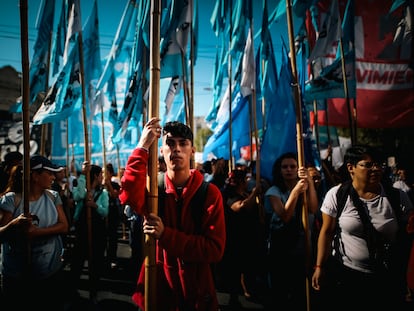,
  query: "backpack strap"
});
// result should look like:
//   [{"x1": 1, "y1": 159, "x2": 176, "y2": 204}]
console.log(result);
[
  {"x1": 45, "y1": 189, "x2": 58, "y2": 206},
  {"x1": 158, "y1": 180, "x2": 209, "y2": 234},
  {"x1": 191, "y1": 181, "x2": 209, "y2": 234},
  {"x1": 336, "y1": 180, "x2": 402, "y2": 223},
  {"x1": 335, "y1": 180, "x2": 352, "y2": 220},
  {"x1": 14, "y1": 190, "x2": 57, "y2": 208}
]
